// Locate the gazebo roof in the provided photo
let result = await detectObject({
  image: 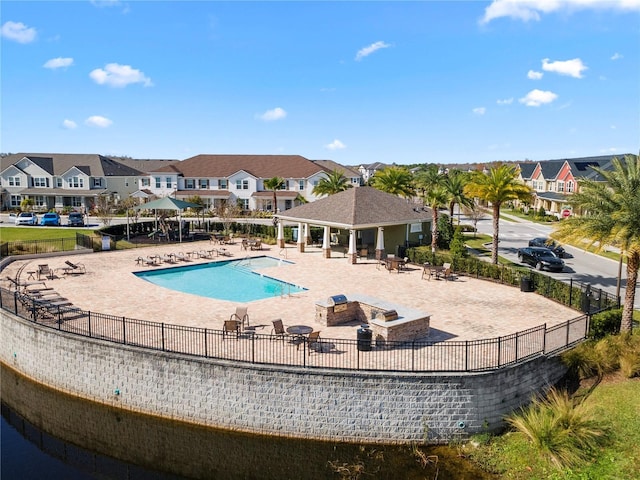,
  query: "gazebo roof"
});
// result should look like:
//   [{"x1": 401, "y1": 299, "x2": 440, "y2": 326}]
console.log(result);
[{"x1": 276, "y1": 187, "x2": 431, "y2": 229}]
